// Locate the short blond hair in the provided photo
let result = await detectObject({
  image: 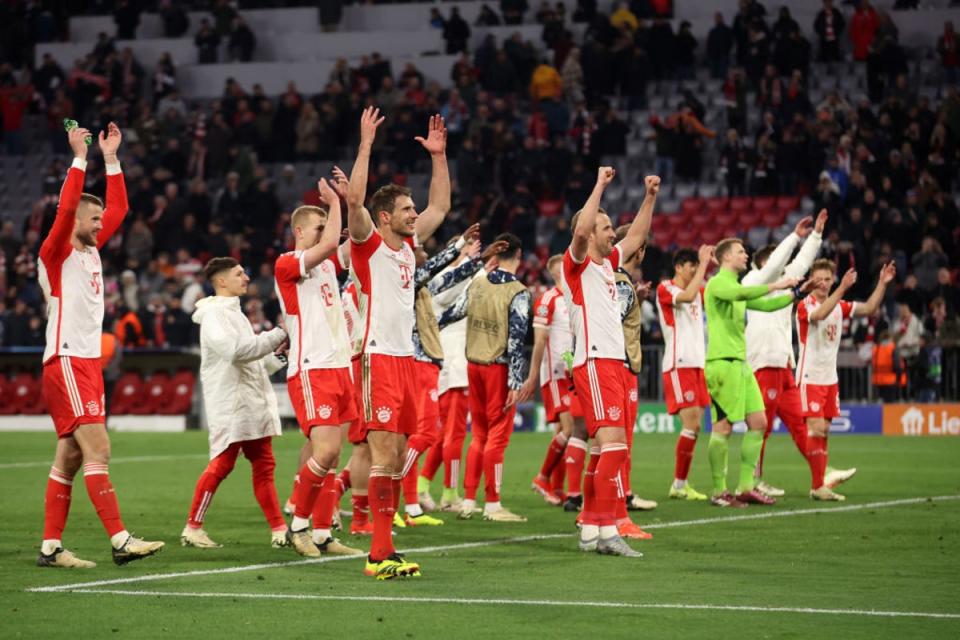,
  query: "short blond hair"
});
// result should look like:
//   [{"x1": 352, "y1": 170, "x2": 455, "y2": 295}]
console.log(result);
[
  {"x1": 546, "y1": 254, "x2": 563, "y2": 271},
  {"x1": 810, "y1": 258, "x2": 837, "y2": 274},
  {"x1": 715, "y1": 237, "x2": 743, "y2": 263},
  {"x1": 291, "y1": 205, "x2": 327, "y2": 230}
]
